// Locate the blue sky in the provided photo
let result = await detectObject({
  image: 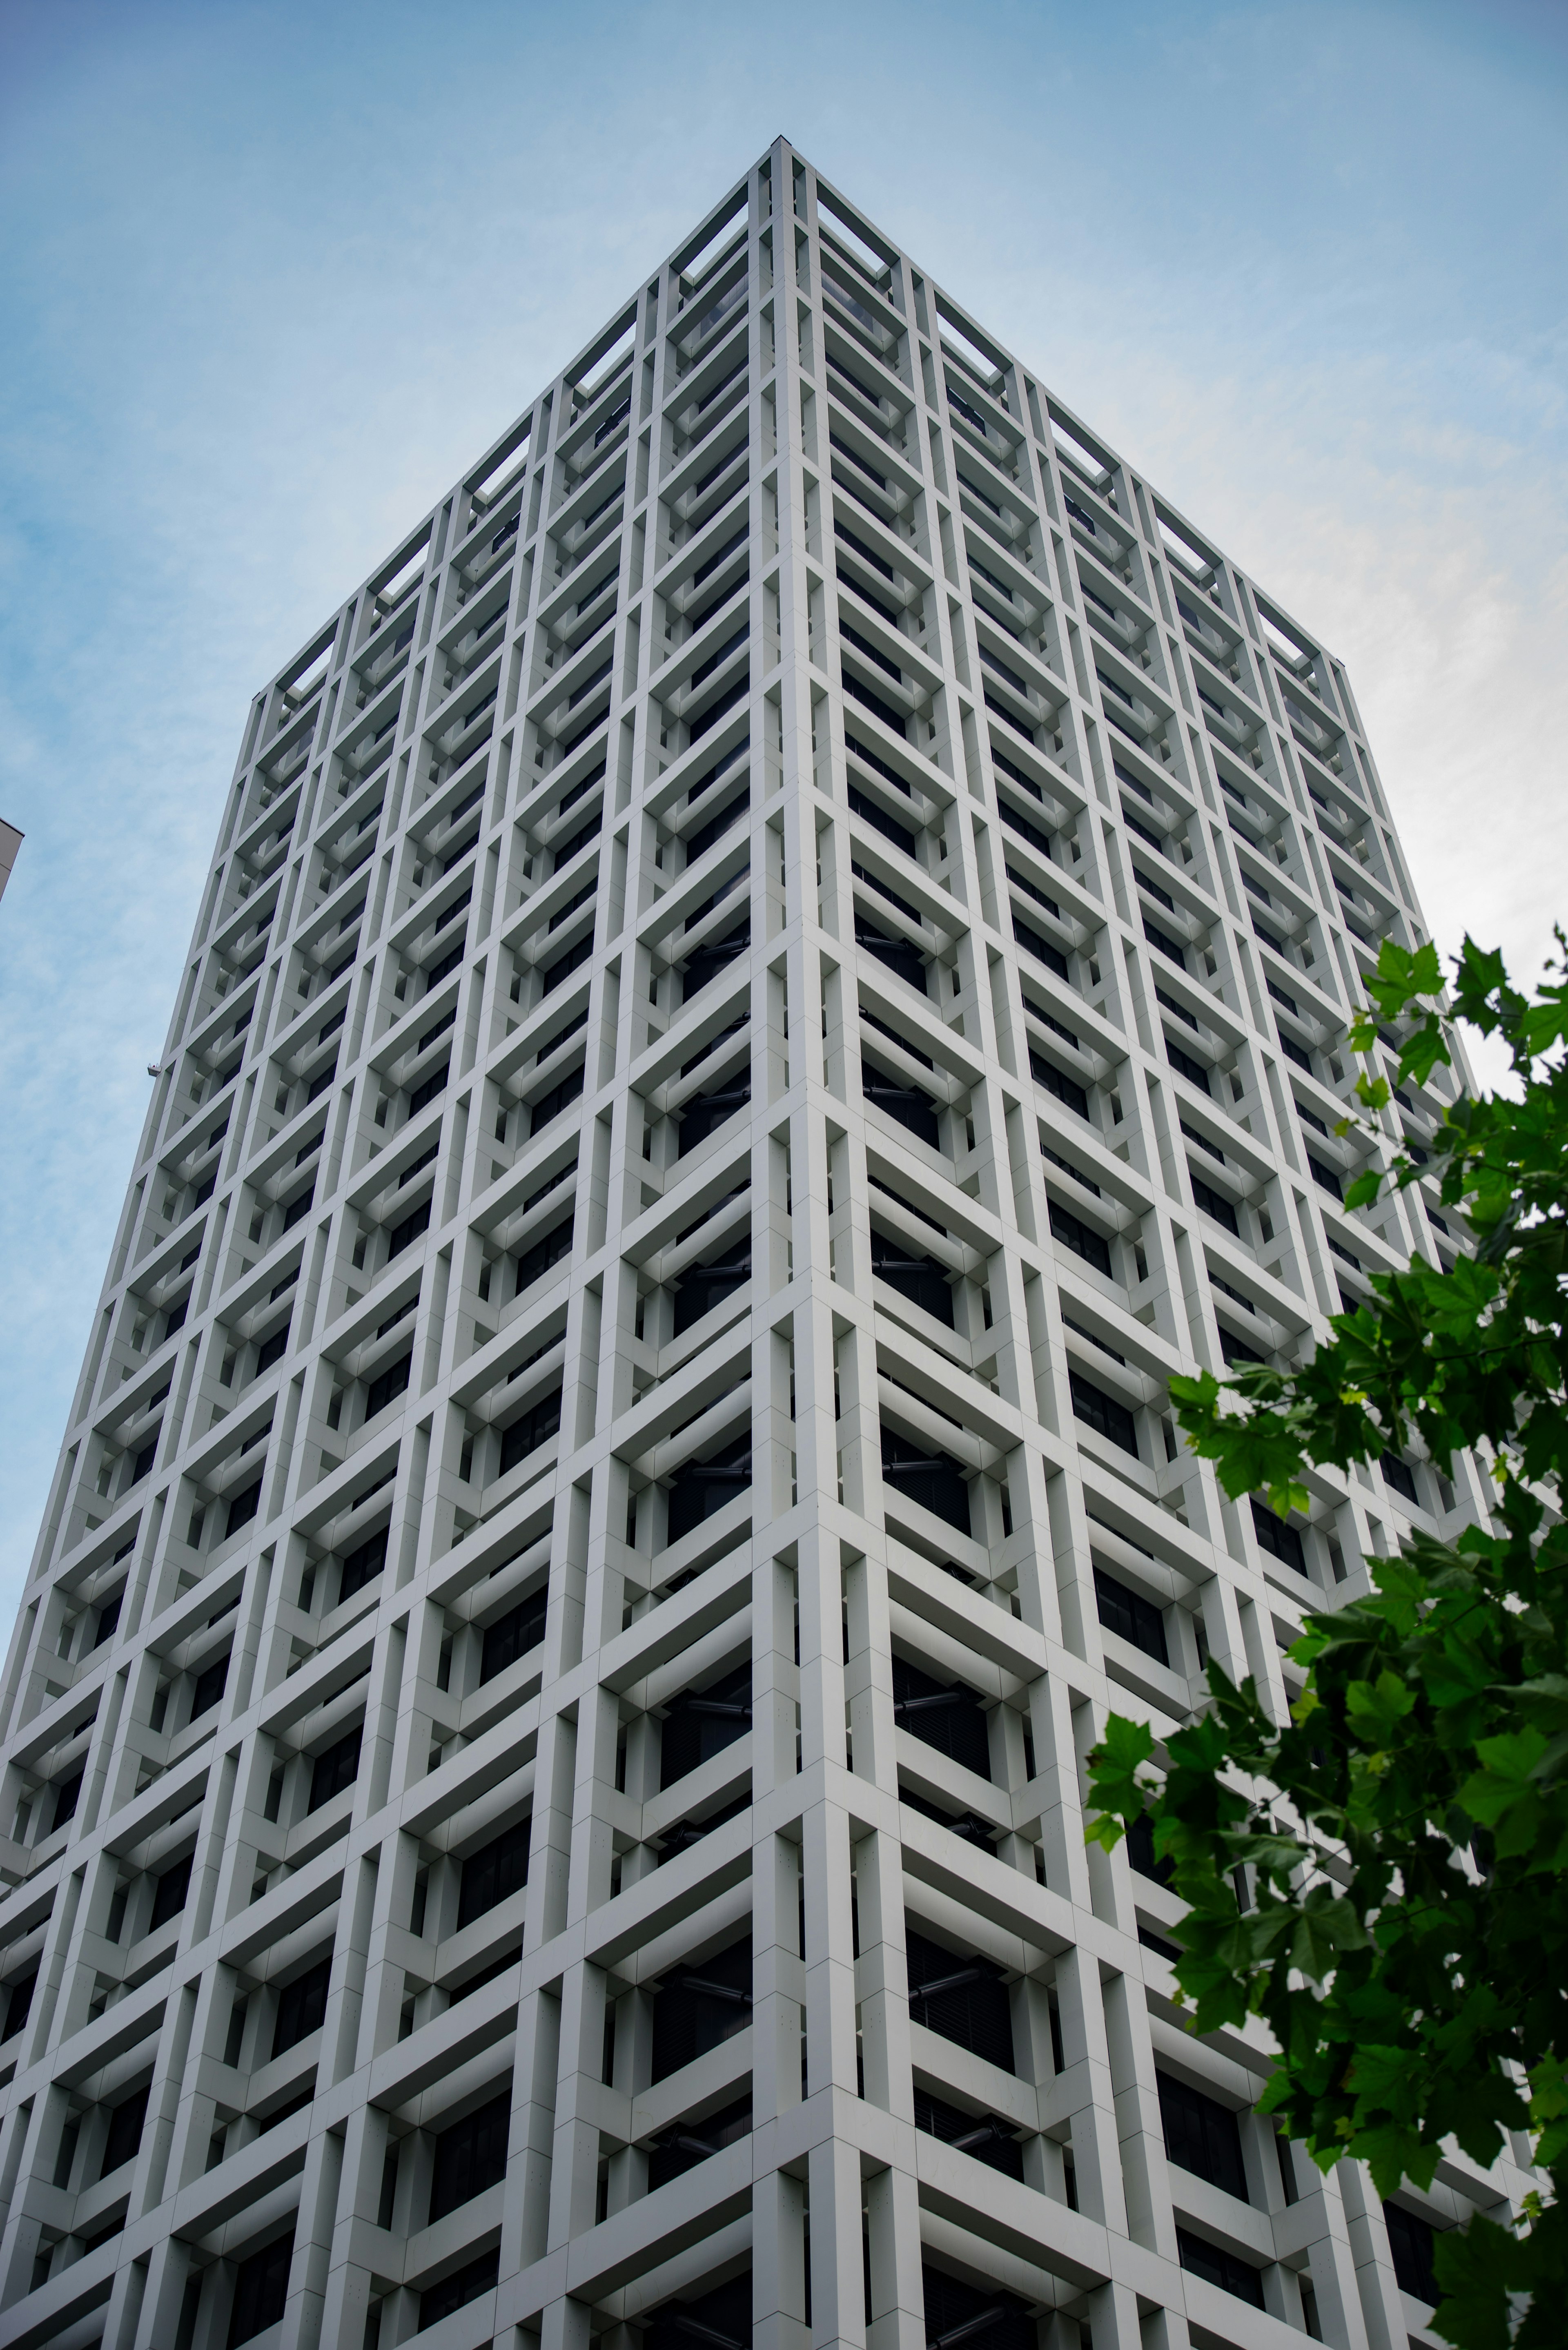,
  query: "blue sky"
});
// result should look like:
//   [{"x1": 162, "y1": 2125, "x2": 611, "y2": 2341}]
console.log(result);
[{"x1": 0, "y1": 0, "x2": 1563, "y2": 1632}]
